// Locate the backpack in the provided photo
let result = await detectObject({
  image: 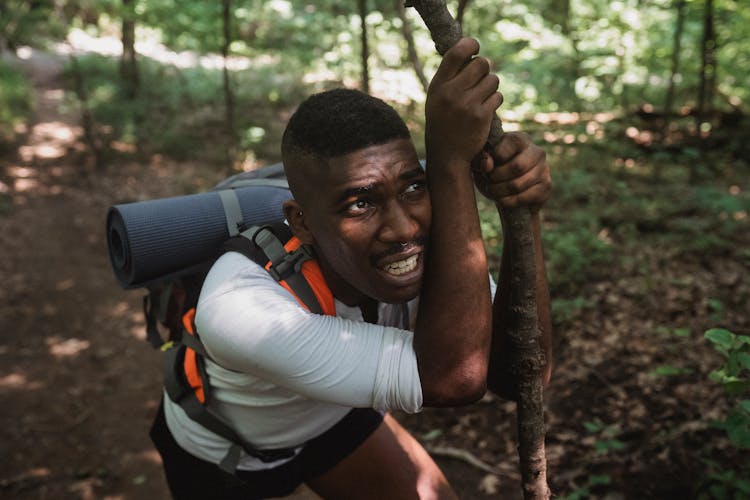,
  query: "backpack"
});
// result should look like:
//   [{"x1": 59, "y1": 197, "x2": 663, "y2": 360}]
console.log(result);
[{"x1": 106, "y1": 163, "x2": 335, "y2": 473}]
